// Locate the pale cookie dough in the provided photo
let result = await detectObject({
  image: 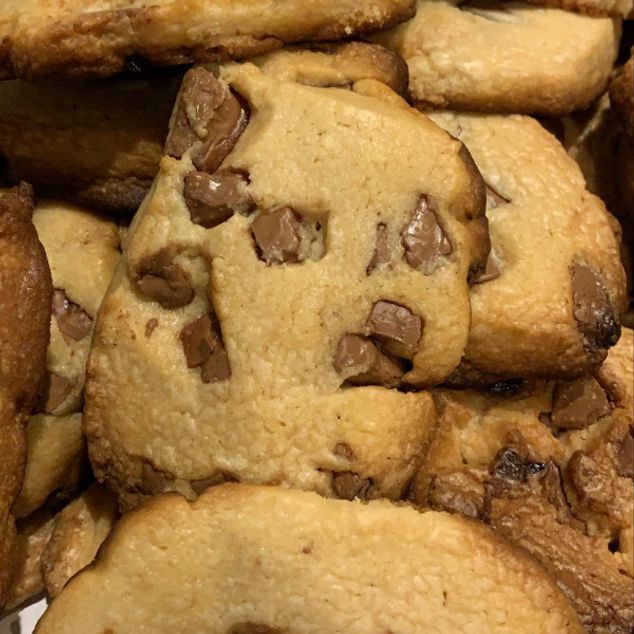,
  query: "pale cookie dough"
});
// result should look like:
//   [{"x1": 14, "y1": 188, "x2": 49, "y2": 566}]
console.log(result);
[
  {"x1": 0, "y1": 0, "x2": 415, "y2": 80},
  {"x1": 374, "y1": 0, "x2": 620, "y2": 115},
  {"x1": 429, "y1": 111, "x2": 626, "y2": 383},
  {"x1": 0, "y1": 185, "x2": 51, "y2": 611},
  {"x1": 85, "y1": 62, "x2": 489, "y2": 509},
  {"x1": 412, "y1": 328, "x2": 634, "y2": 633},
  {"x1": 35, "y1": 484, "x2": 583, "y2": 634}
]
